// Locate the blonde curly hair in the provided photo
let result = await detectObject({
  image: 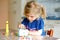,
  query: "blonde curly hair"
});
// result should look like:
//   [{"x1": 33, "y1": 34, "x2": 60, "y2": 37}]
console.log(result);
[{"x1": 24, "y1": 1, "x2": 46, "y2": 19}]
